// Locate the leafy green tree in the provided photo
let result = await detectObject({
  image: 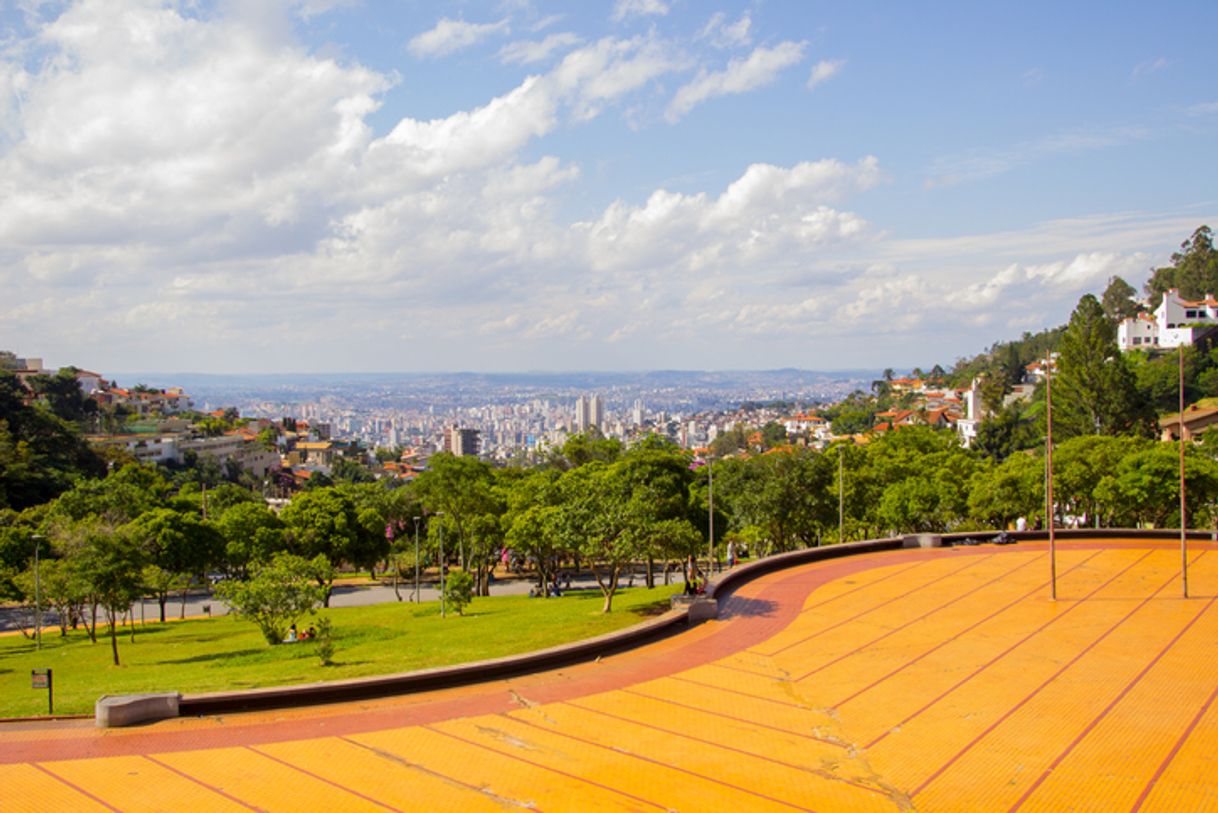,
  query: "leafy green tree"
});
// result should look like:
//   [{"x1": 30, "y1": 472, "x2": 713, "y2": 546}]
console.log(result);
[
  {"x1": 415, "y1": 453, "x2": 501, "y2": 582},
  {"x1": 1053, "y1": 294, "x2": 1149, "y2": 439},
  {"x1": 332, "y1": 456, "x2": 376, "y2": 484},
  {"x1": 442, "y1": 568, "x2": 474, "y2": 615},
  {"x1": 974, "y1": 401, "x2": 1038, "y2": 462},
  {"x1": 559, "y1": 431, "x2": 622, "y2": 468},
  {"x1": 1053, "y1": 435, "x2": 1146, "y2": 527},
  {"x1": 49, "y1": 463, "x2": 169, "y2": 525},
  {"x1": 27, "y1": 367, "x2": 99, "y2": 427},
  {"x1": 556, "y1": 462, "x2": 643, "y2": 613},
  {"x1": 215, "y1": 501, "x2": 285, "y2": 575},
  {"x1": 75, "y1": 523, "x2": 145, "y2": 665},
  {"x1": 1145, "y1": 226, "x2": 1218, "y2": 309},
  {"x1": 125, "y1": 508, "x2": 223, "y2": 620},
  {"x1": 1094, "y1": 443, "x2": 1218, "y2": 528},
  {"x1": 215, "y1": 553, "x2": 326, "y2": 645},
  {"x1": 504, "y1": 469, "x2": 566, "y2": 595},
  {"x1": 280, "y1": 488, "x2": 361, "y2": 606},
  {"x1": 967, "y1": 453, "x2": 1045, "y2": 529},
  {"x1": 1101, "y1": 276, "x2": 1141, "y2": 322},
  {"x1": 0, "y1": 372, "x2": 105, "y2": 510}
]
